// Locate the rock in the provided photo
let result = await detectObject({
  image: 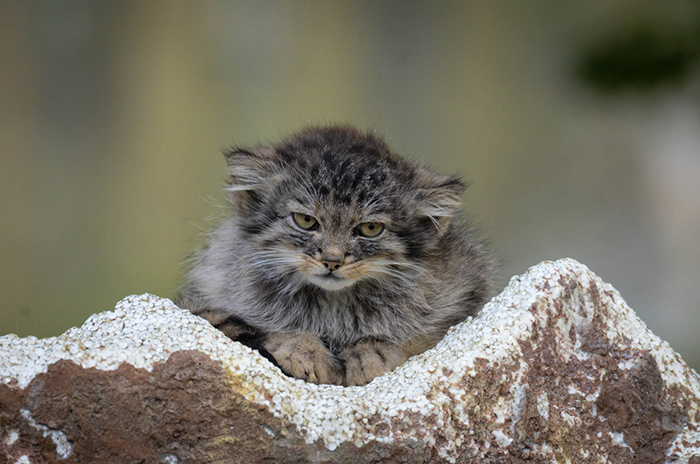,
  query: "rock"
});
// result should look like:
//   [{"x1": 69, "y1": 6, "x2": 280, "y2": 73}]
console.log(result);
[{"x1": 1, "y1": 258, "x2": 699, "y2": 463}]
